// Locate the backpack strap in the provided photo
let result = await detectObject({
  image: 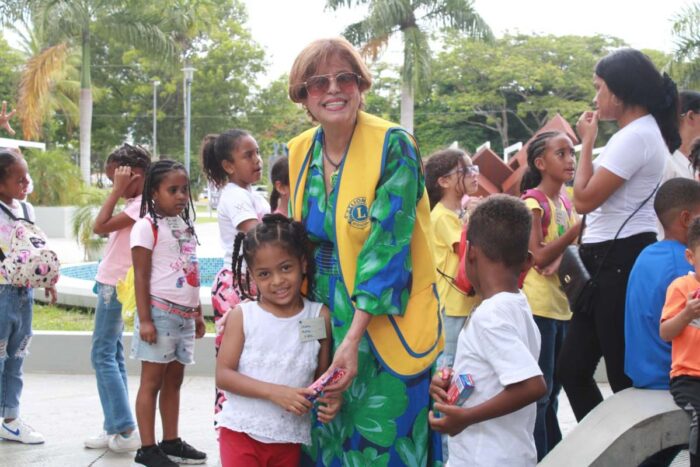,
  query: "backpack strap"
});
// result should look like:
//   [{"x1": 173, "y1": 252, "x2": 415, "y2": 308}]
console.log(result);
[
  {"x1": 559, "y1": 192, "x2": 573, "y2": 217},
  {"x1": 20, "y1": 202, "x2": 29, "y2": 221},
  {"x1": 149, "y1": 218, "x2": 158, "y2": 247},
  {"x1": 0, "y1": 202, "x2": 18, "y2": 221},
  {"x1": 521, "y1": 188, "x2": 550, "y2": 239}
]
